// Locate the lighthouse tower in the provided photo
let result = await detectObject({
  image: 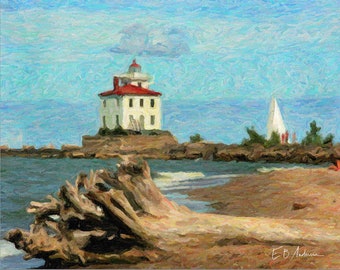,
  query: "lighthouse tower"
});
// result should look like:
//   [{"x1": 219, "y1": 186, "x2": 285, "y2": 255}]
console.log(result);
[
  {"x1": 267, "y1": 97, "x2": 287, "y2": 142},
  {"x1": 98, "y1": 60, "x2": 162, "y2": 132},
  {"x1": 116, "y1": 59, "x2": 153, "y2": 88}
]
